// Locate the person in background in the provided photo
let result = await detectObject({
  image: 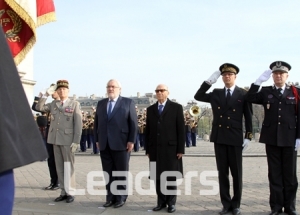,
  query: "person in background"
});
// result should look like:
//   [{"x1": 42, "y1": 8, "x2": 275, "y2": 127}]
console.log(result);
[{"x1": 32, "y1": 86, "x2": 60, "y2": 190}]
